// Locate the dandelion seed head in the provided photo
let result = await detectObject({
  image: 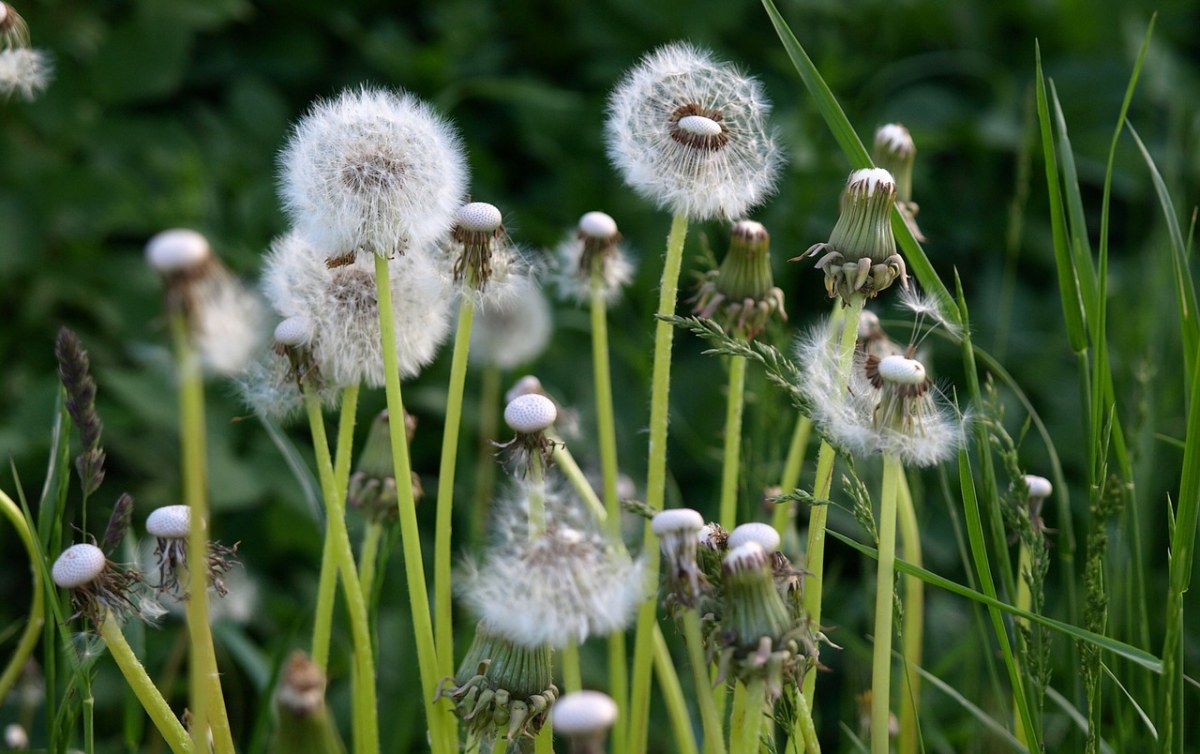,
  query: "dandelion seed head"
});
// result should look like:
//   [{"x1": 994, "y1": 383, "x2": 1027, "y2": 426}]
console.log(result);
[
  {"x1": 145, "y1": 229, "x2": 211, "y2": 274},
  {"x1": 192, "y1": 278, "x2": 267, "y2": 376},
  {"x1": 52, "y1": 544, "x2": 106, "y2": 589},
  {"x1": 145, "y1": 505, "x2": 190, "y2": 540},
  {"x1": 553, "y1": 211, "x2": 634, "y2": 304},
  {"x1": 504, "y1": 393, "x2": 557, "y2": 434},
  {"x1": 1024, "y1": 474, "x2": 1053, "y2": 500},
  {"x1": 4, "y1": 723, "x2": 28, "y2": 751},
  {"x1": 652, "y1": 507, "x2": 704, "y2": 537},
  {"x1": 279, "y1": 87, "x2": 467, "y2": 259},
  {"x1": 0, "y1": 47, "x2": 51, "y2": 101},
  {"x1": 897, "y1": 286, "x2": 961, "y2": 338},
  {"x1": 456, "y1": 201, "x2": 503, "y2": 233},
  {"x1": 877, "y1": 354, "x2": 926, "y2": 386},
  {"x1": 606, "y1": 42, "x2": 781, "y2": 221},
  {"x1": 469, "y1": 273, "x2": 552, "y2": 370},
  {"x1": 579, "y1": 211, "x2": 618, "y2": 240},
  {"x1": 273, "y1": 316, "x2": 312, "y2": 348},
  {"x1": 727, "y1": 522, "x2": 781, "y2": 552},
  {"x1": 235, "y1": 352, "x2": 338, "y2": 420}
]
